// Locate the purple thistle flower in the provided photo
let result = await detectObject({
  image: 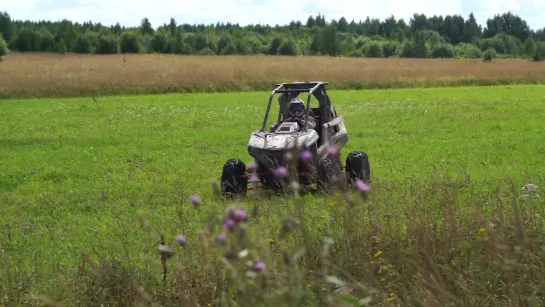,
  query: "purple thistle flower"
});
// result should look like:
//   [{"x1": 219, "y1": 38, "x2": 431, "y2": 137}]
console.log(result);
[
  {"x1": 301, "y1": 150, "x2": 312, "y2": 161},
  {"x1": 190, "y1": 195, "x2": 200, "y2": 206},
  {"x1": 216, "y1": 232, "x2": 227, "y2": 244},
  {"x1": 176, "y1": 235, "x2": 186, "y2": 245},
  {"x1": 355, "y1": 179, "x2": 370, "y2": 193},
  {"x1": 274, "y1": 166, "x2": 288, "y2": 178},
  {"x1": 327, "y1": 145, "x2": 339, "y2": 156},
  {"x1": 247, "y1": 162, "x2": 257, "y2": 172},
  {"x1": 253, "y1": 260, "x2": 266, "y2": 272},
  {"x1": 224, "y1": 218, "x2": 236, "y2": 231},
  {"x1": 234, "y1": 208, "x2": 247, "y2": 222},
  {"x1": 249, "y1": 173, "x2": 260, "y2": 183},
  {"x1": 226, "y1": 208, "x2": 236, "y2": 219}
]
